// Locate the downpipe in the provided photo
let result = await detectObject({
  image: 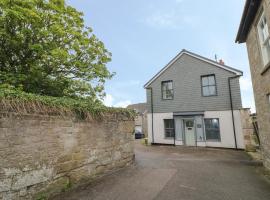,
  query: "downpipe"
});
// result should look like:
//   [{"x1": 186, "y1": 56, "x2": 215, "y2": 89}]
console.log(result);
[
  {"x1": 147, "y1": 87, "x2": 155, "y2": 144},
  {"x1": 228, "y1": 75, "x2": 242, "y2": 150}
]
